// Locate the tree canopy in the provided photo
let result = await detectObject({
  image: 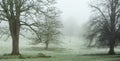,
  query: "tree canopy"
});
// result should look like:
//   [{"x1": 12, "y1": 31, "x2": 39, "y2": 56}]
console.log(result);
[
  {"x1": 84, "y1": 0, "x2": 120, "y2": 55},
  {"x1": 0, "y1": 0, "x2": 59, "y2": 55}
]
